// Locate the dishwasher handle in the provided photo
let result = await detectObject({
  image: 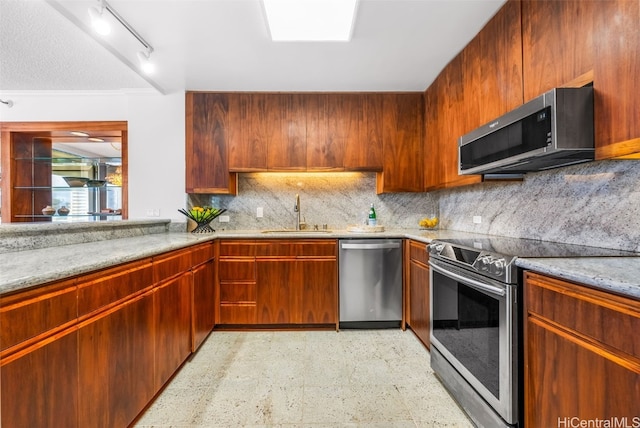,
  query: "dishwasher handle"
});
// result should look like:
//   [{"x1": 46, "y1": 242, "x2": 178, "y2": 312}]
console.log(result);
[{"x1": 341, "y1": 242, "x2": 401, "y2": 250}]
